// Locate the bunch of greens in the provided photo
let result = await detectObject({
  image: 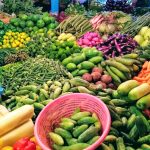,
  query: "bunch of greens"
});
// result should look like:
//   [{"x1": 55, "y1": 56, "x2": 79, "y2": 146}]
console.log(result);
[{"x1": 1, "y1": 0, "x2": 42, "y2": 15}]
